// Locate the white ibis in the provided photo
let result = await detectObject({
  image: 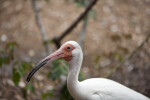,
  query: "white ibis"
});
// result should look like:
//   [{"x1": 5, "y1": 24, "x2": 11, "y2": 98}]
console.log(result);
[{"x1": 27, "y1": 41, "x2": 150, "y2": 100}]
